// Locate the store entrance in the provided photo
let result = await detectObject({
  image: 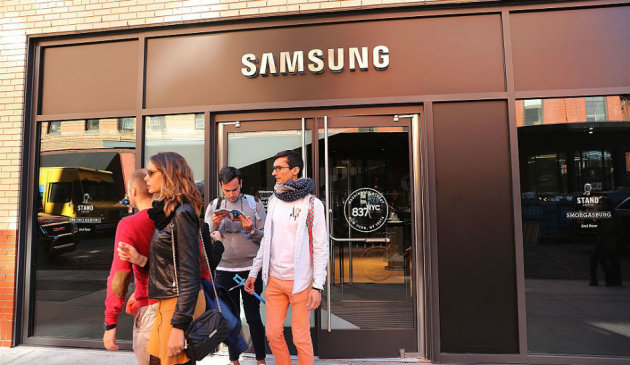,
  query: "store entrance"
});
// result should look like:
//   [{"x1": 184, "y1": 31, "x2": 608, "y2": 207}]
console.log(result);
[{"x1": 216, "y1": 109, "x2": 421, "y2": 358}]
